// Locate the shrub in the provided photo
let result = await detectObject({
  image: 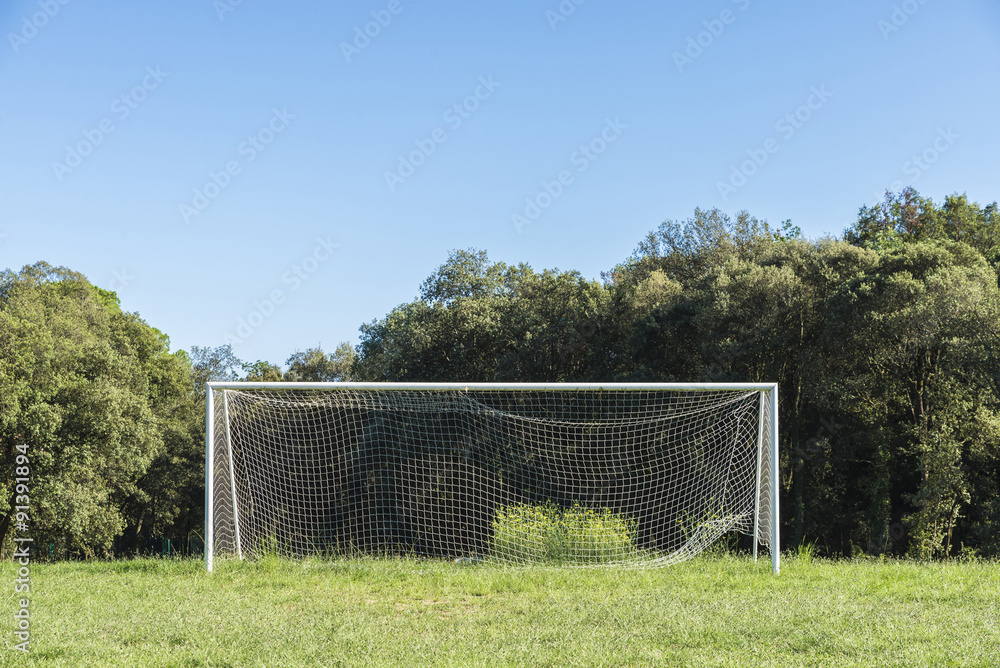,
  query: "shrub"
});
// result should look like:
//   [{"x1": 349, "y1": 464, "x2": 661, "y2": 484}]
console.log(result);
[{"x1": 491, "y1": 502, "x2": 639, "y2": 564}]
